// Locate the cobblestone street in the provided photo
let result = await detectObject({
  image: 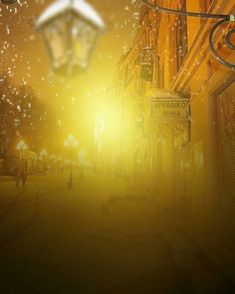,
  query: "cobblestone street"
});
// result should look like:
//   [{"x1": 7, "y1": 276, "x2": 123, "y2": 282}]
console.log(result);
[{"x1": 0, "y1": 172, "x2": 233, "y2": 293}]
